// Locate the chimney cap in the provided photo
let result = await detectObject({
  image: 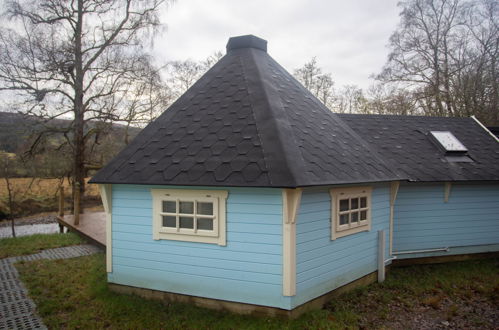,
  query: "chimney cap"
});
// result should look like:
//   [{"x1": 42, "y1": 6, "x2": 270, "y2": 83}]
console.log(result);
[{"x1": 226, "y1": 35, "x2": 267, "y2": 53}]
